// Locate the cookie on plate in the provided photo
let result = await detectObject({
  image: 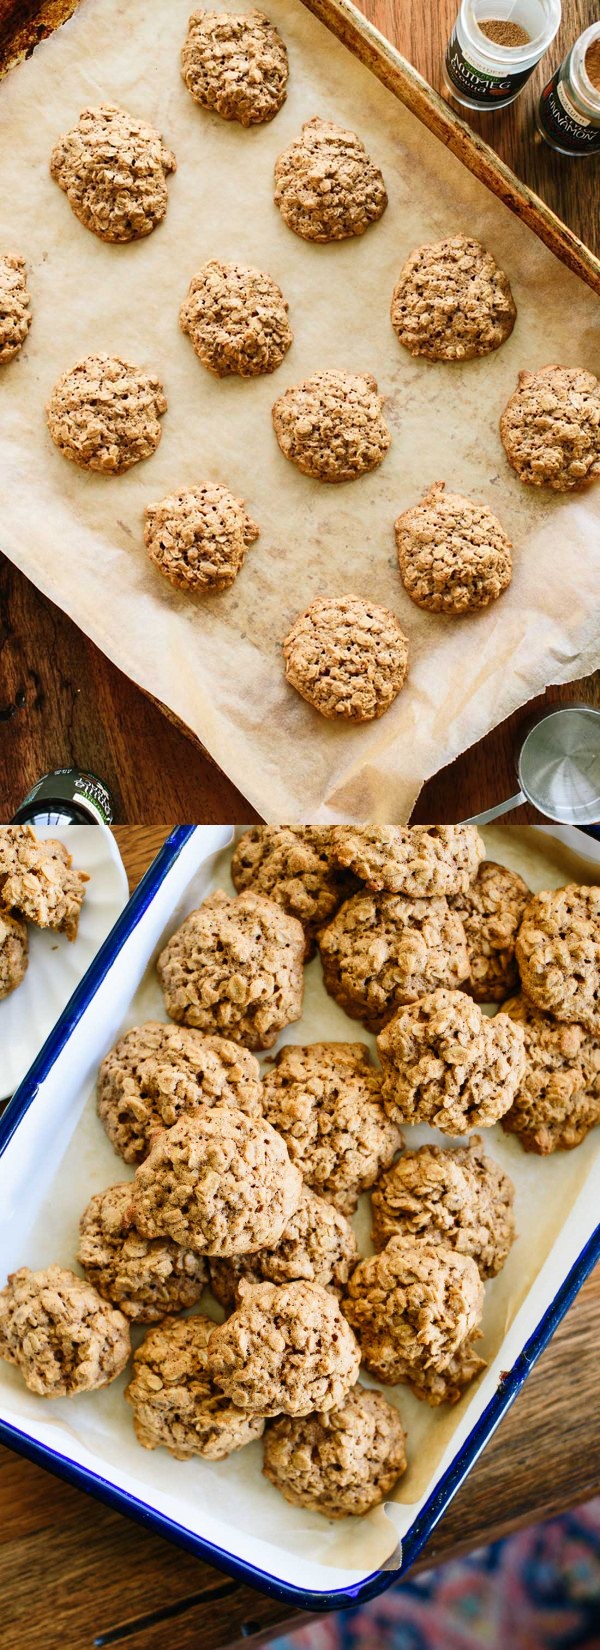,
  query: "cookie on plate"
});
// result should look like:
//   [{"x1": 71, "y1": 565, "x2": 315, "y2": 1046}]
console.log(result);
[
  {"x1": 126, "y1": 1316, "x2": 266, "y2": 1459},
  {"x1": 181, "y1": 9, "x2": 288, "y2": 125},
  {"x1": 282, "y1": 596, "x2": 409, "y2": 722},
  {"x1": 274, "y1": 116, "x2": 387, "y2": 242},
  {"x1": 515, "y1": 886, "x2": 600, "y2": 1031},
  {"x1": 0, "y1": 253, "x2": 31, "y2": 364},
  {"x1": 342, "y1": 1235, "x2": 484, "y2": 1388},
  {"x1": 78, "y1": 1182, "x2": 207, "y2": 1321},
  {"x1": 318, "y1": 890, "x2": 470, "y2": 1031},
  {"x1": 209, "y1": 1185, "x2": 359, "y2": 1308},
  {"x1": 157, "y1": 889, "x2": 304, "y2": 1050},
  {"x1": 144, "y1": 483, "x2": 259, "y2": 594},
  {"x1": 371, "y1": 1136, "x2": 515, "y2": 1277},
  {"x1": 97, "y1": 1021, "x2": 263, "y2": 1165},
  {"x1": 272, "y1": 371, "x2": 391, "y2": 482},
  {"x1": 49, "y1": 103, "x2": 176, "y2": 242},
  {"x1": 500, "y1": 366, "x2": 600, "y2": 491},
  {"x1": 0, "y1": 909, "x2": 28, "y2": 999},
  {"x1": 377, "y1": 988, "x2": 525, "y2": 1131},
  {"x1": 260, "y1": 1042, "x2": 403, "y2": 1213},
  {"x1": 450, "y1": 859, "x2": 531, "y2": 1003},
  {"x1": 330, "y1": 824, "x2": 485, "y2": 897},
  {"x1": 0, "y1": 1265, "x2": 130, "y2": 1396},
  {"x1": 391, "y1": 235, "x2": 516, "y2": 361},
  {"x1": 0, "y1": 826, "x2": 88, "y2": 940},
  {"x1": 395, "y1": 481, "x2": 513, "y2": 614},
  {"x1": 207, "y1": 1279, "x2": 361, "y2": 1416},
  {"x1": 502, "y1": 993, "x2": 600, "y2": 1153},
  {"x1": 180, "y1": 261, "x2": 292, "y2": 378},
  {"x1": 46, "y1": 353, "x2": 167, "y2": 474},
  {"x1": 408, "y1": 1333, "x2": 486, "y2": 1406},
  {"x1": 263, "y1": 1386, "x2": 407, "y2": 1518},
  {"x1": 231, "y1": 826, "x2": 356, "y2": 957}
]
